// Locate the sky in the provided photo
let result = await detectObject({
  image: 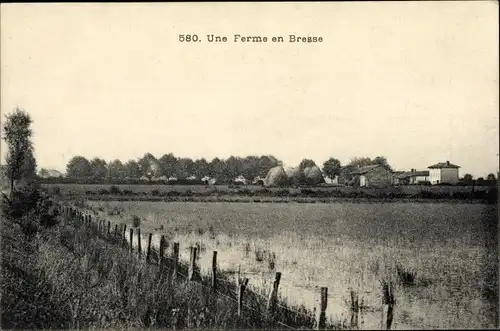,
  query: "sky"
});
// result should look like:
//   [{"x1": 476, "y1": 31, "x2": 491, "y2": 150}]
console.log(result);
[{"x1": 1, "y1": 2, "x2": 498, "y2": 178}]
